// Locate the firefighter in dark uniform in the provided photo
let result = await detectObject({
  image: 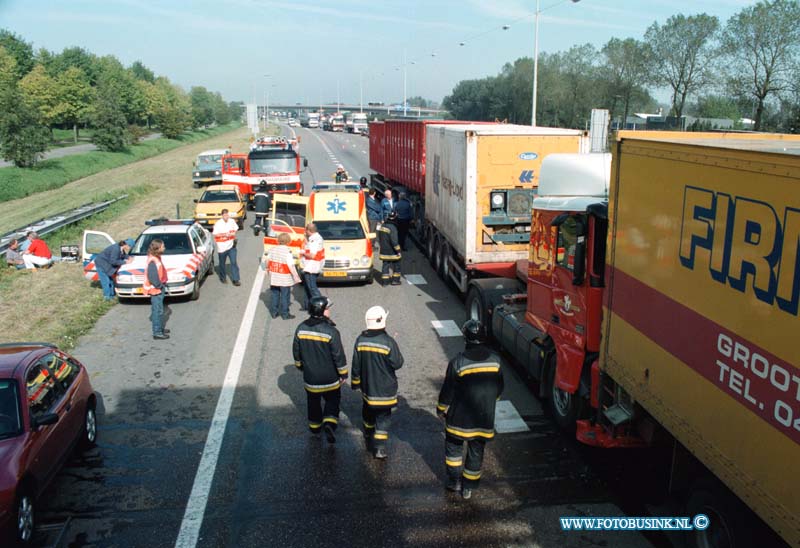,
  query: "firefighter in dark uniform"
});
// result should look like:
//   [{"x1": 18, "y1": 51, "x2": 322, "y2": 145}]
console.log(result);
[
  {"x1": 292, "y1": 296, "x2": 347, "y2": 443},
  {"x1": 437, "y1": 319, "x2": 504, "y2": 499},
  {"x1": 377, "y1": 211, "x2": 402, "y2": 286},
  {"x1": 253, "y1": 180, "x2": 271, "y2": 235},
  {"x1": 351, "y1": 305, "x2": 404, "y2": 459}
]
